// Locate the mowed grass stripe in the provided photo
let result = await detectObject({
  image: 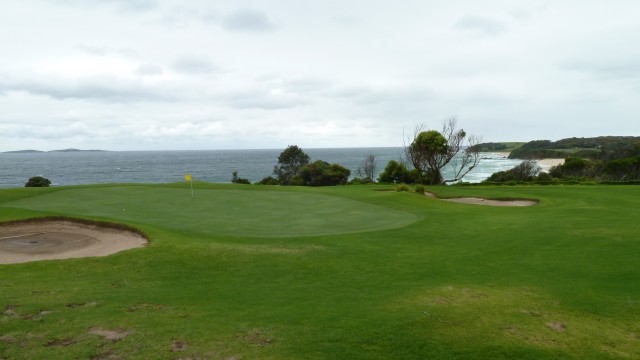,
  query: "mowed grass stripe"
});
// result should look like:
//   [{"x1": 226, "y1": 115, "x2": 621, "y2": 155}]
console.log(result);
[{"x1": 6, "y1": 186, "x2": 420, "y2": 237}]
